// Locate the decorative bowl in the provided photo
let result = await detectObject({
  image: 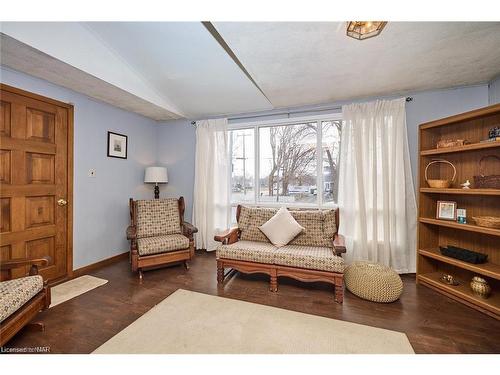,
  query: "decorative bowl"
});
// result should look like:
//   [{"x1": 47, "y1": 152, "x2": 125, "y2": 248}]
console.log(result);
[
  {"x1": 470, "y1": 276, "x2": 491, "y2": 299},
  {"x1": 439, "y1": 274, "x2": 459, "y2": 286}
]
